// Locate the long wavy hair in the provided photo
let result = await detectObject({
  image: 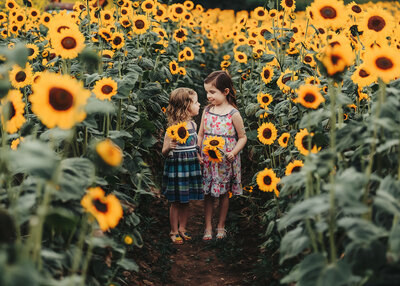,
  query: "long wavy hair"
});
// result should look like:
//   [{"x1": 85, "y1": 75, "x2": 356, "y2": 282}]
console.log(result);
[
  {"x1": 166, "y1": 87, "x2": 197, "y2": 125},
  {"x1": 204, "y1": 70, "x2": 237, "y2": 109}
]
